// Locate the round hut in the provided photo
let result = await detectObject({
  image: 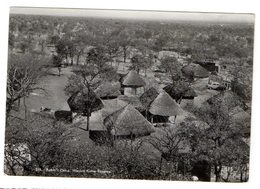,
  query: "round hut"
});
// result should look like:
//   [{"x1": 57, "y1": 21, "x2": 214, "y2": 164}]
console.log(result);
[
  {"x1": 149, "y1": 91, "x2": 183, "y2": 124},
  {"x1": 122, "y1": 70, "x2": 145, "y2": 96},
  {"x1": 163, "y1": 83, "x2": 197, "y2": 108},
  {"x1": 117, "y1": 95, "x2": 145, "y2": 113},
  {"x1": 182, "y1": 63, "x2": 210, "y2": 79},
  {"x1": 139, "y1": 87, "x2": 159, "y2": 118},
  {"x1": 206, "y1": 90, "x2": 247, "y2": 110},
  {"x1": 94, "y1": 81, "x2": 121, "y2": 100},
  {"x1": 67, "y1": 88, "x2": 104, "y2": 115},
  {"x1": 67, "y1": 88, "x2": 104, "y2": 131},
  {"x1": 103, "y1": 104, "x2": 155, "y2": 141}
]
